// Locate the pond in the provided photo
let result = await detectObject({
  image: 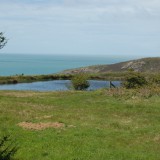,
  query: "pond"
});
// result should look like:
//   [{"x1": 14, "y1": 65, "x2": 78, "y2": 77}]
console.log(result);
[{"x1": 0, "y1": 80, "x2": 121, "y2": 91}]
